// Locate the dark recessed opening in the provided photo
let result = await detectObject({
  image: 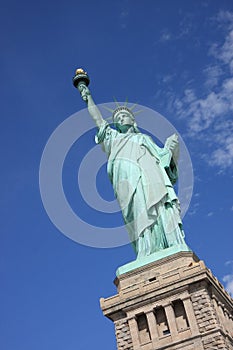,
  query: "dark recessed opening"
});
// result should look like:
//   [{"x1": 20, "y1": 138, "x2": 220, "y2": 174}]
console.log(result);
[{"x1": 148, "y1": 277, "x2": 157, "y2": 282}]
